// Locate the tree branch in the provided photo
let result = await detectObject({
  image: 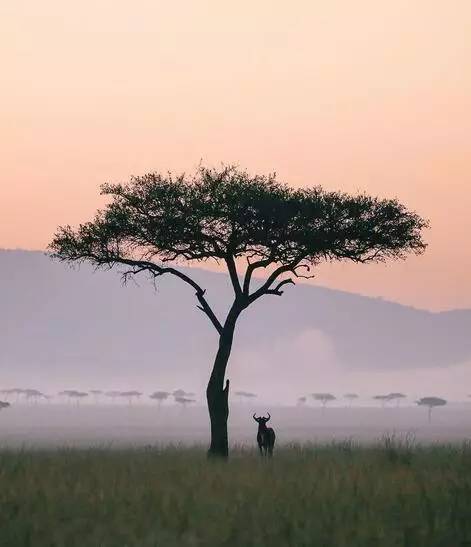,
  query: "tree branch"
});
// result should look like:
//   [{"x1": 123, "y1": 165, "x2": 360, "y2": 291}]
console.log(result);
[
  {"x1": 248, "y1": 262, "x2": 297, "y2": 303},
  {"x1": 265, "y1": 278, "x2": 295, "y2": 296},
  {"x1": 242, "y1": 256, "x2": 272, "y2": 295},
  {"x1": 85, "y1": 254, "x2": 224, "y2": 335},
  {"x1": 225, "y1": 255, "x2": 242, "y2": 297}
]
